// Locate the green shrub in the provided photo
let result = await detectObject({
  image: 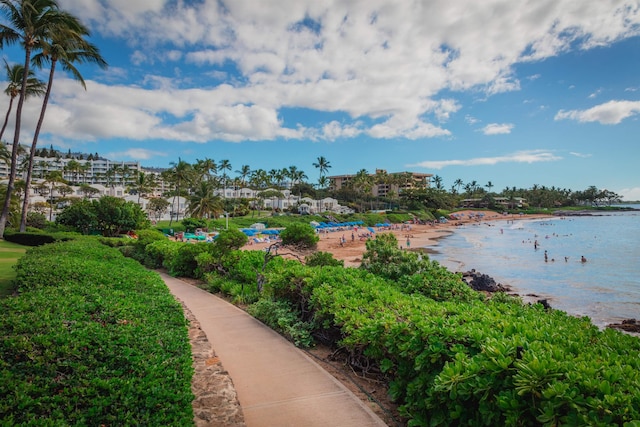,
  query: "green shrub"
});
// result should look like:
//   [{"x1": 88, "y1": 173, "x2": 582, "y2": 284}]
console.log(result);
[
  {"x1": 247, "y1": 299, "x2": 314, "y2": 347},
  {"x1": 305, "y1": 251, "x2": 344, "y2": 267},
  {"x1": 1, "y1": 240, "x2": 194, "y2": 425},
  {"x1": 144, "y1": 239, "x2": 180, "y2": 269},
  {"x1": 181, "y1": 217, "x2": 207, "y2": 232},
  {"x1": 280, "y1": 223, "x2": 318, "y2": 249},
  {"x1": 165, "y1": 242, "x2": 213, "y2": 278}
]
